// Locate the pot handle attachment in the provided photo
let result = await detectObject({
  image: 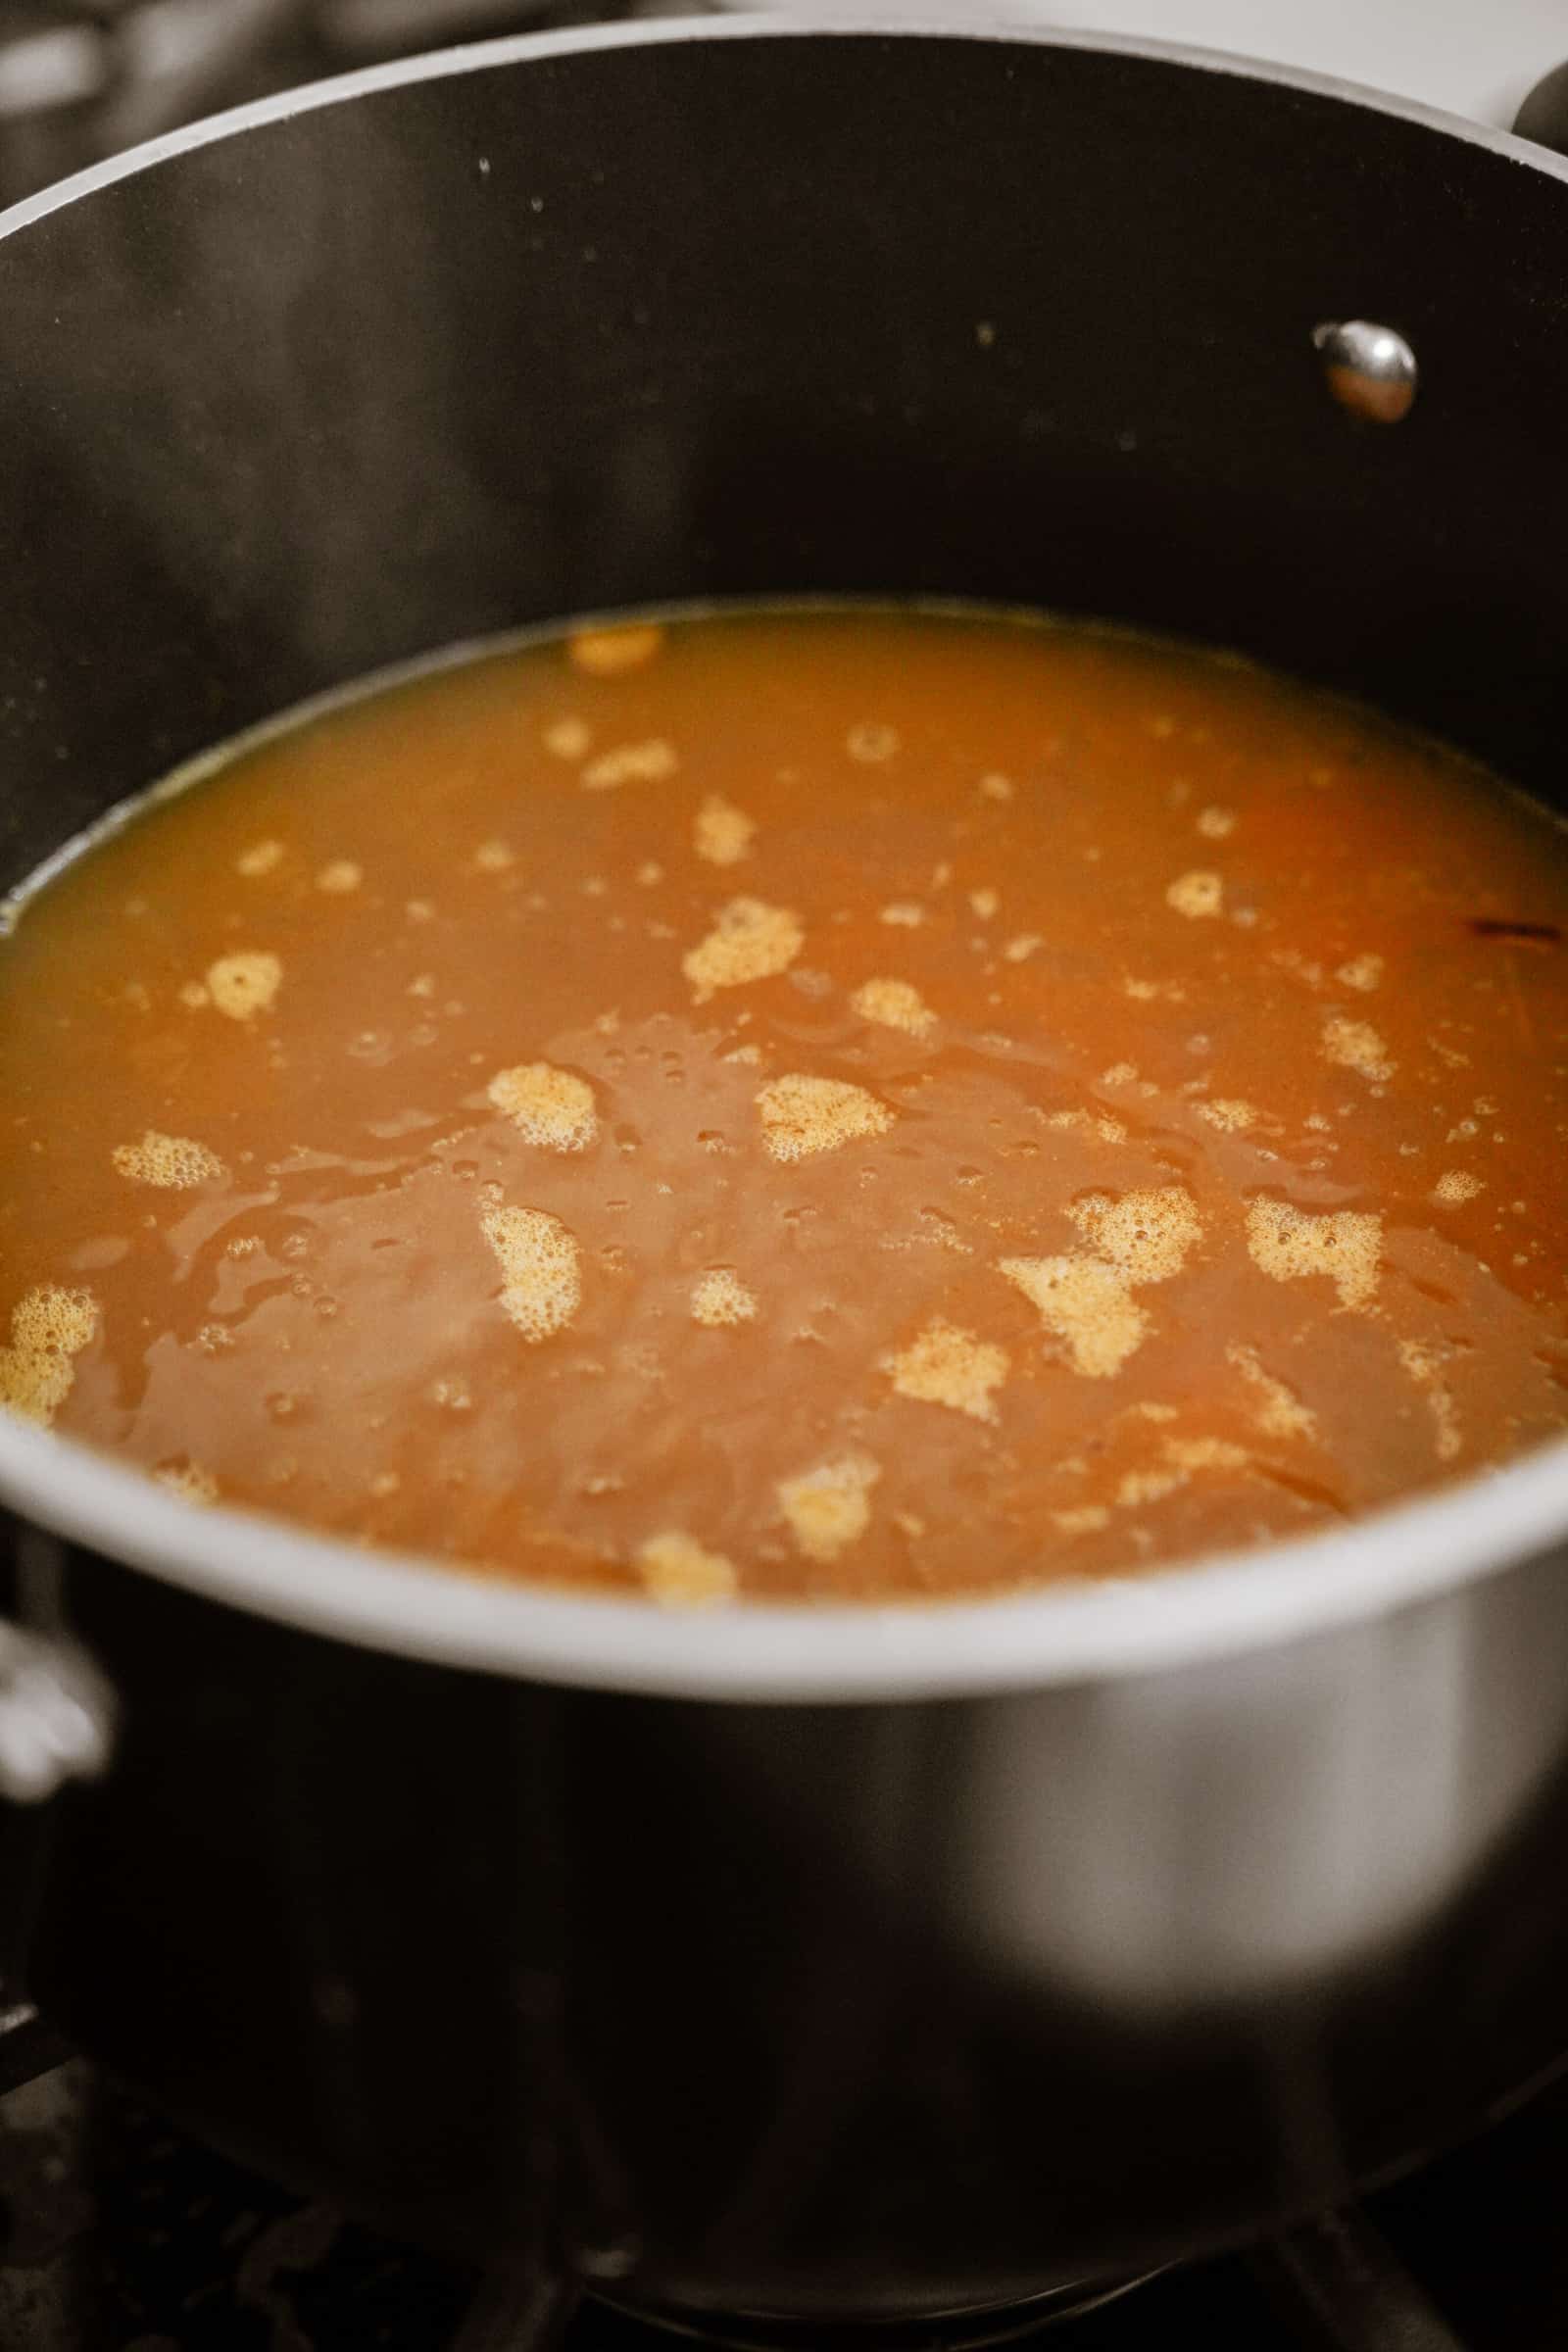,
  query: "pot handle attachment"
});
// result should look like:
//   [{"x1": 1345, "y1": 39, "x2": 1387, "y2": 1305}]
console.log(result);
[
  {"x1": 0, "y1": 1510, "x2": 114, "y2": 1804},
  {"x1": 0, "y1": 1621, "x2": 114, "y2": 1803}
]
